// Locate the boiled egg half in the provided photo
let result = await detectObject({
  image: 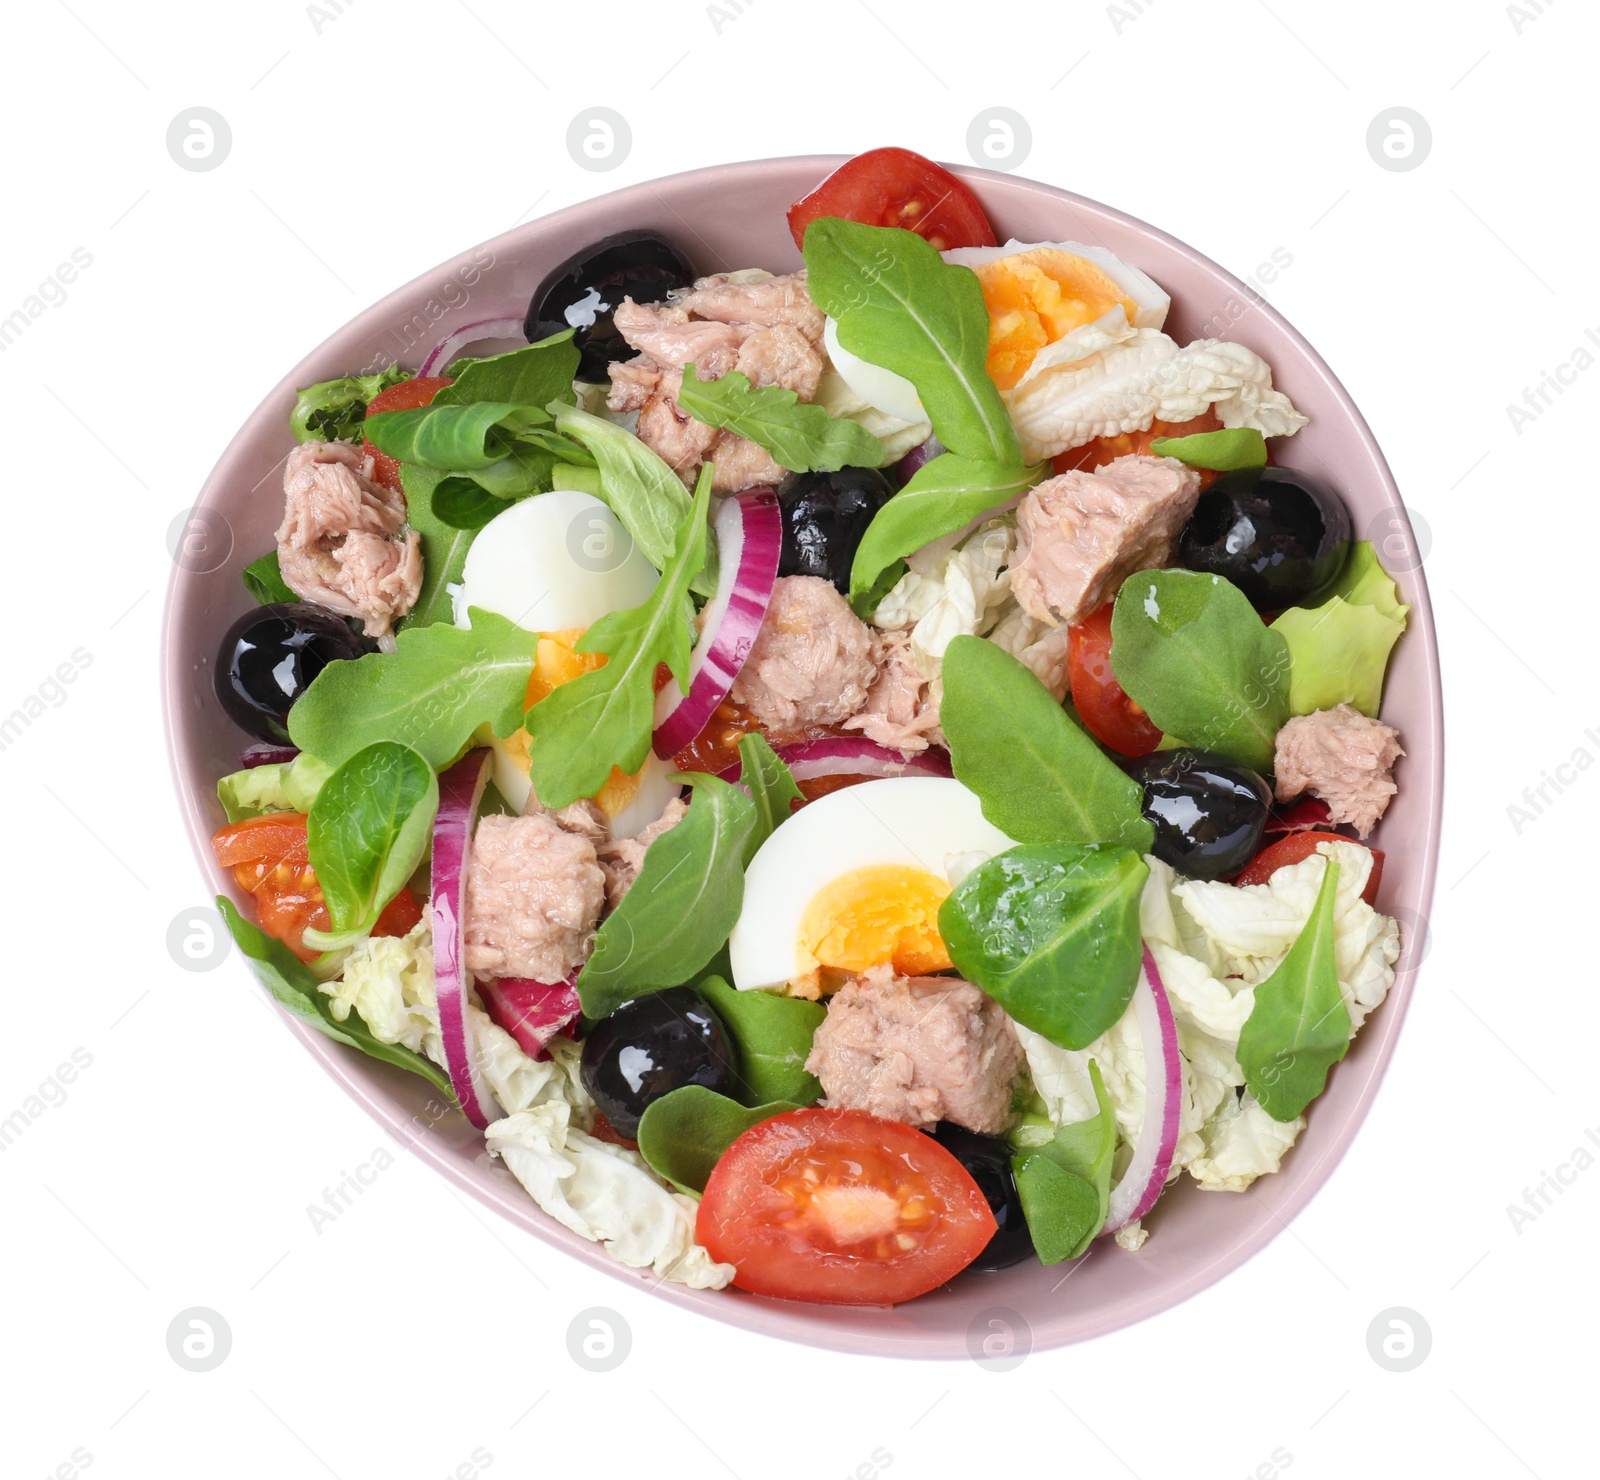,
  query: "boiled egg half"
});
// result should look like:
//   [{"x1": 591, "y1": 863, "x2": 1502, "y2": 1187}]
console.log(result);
[
  {"x1": 454, "y1": 489, "x2": 682, "y2": 835},
  {"x1": 824, "y1": 239, "x2": 1170, "y2": 420},
  {"x1": 729, "y1": 777, "x2": 1018, "y2": 996}
]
